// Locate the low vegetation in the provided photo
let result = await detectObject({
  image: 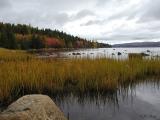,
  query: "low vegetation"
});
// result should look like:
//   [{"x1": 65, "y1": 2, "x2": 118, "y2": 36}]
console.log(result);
[{"x1": 0, "y1": 48, "x2": 160, "y2": 105}]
